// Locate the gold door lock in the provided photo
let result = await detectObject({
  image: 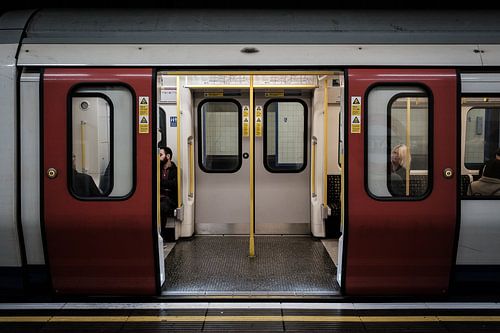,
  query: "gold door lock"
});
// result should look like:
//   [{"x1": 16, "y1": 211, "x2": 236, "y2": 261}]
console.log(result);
[
  {"x1": 443, "y1": 168, "x2": 454, "y2": 179},
  {"x1": 47, "y1": 168, "x2": 58, "y2": 179}
]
